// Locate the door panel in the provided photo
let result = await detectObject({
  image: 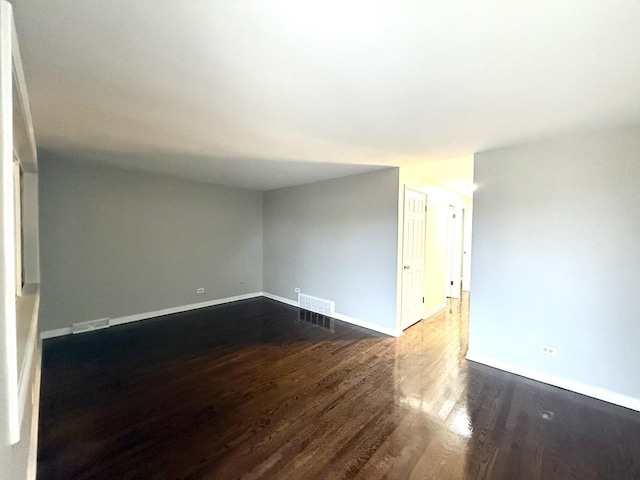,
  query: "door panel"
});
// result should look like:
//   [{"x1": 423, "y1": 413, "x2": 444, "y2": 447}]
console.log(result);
[{"x1": 402, "y1": 189, "x2": 426, "y2": 330}]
